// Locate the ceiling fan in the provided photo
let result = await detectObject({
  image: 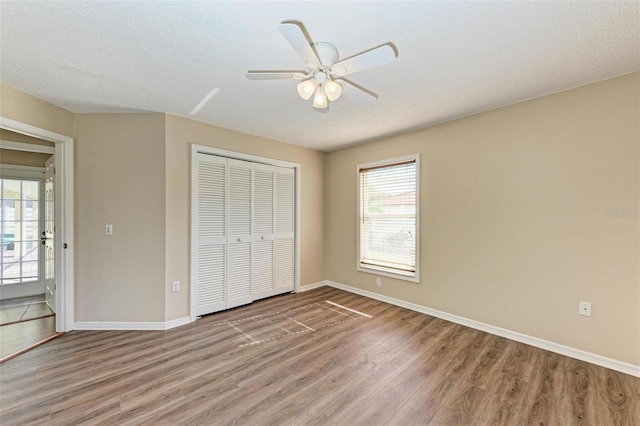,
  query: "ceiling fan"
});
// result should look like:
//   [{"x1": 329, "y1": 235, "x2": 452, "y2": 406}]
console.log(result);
[{"x1": 246, "y1": 21, "x2": 397, "y2": 111}]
